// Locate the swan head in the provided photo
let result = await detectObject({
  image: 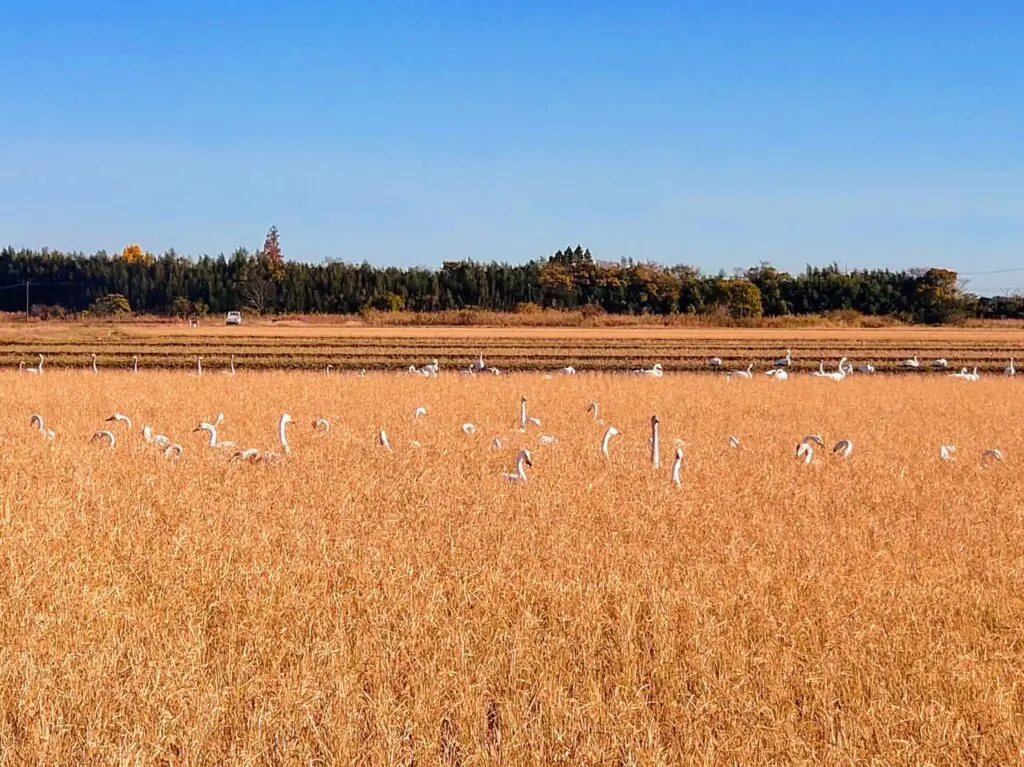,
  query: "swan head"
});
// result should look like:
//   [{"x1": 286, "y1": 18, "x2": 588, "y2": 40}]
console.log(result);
[
  {"x1": 651, "y1": 415, "x2": 660, "y2": 427},
  {"x1": 519, "y1": 449, "x2": 533, "y2": 467},
  {"x1": 280, "y1": 414, "x2": 293, "y2": 427}
]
